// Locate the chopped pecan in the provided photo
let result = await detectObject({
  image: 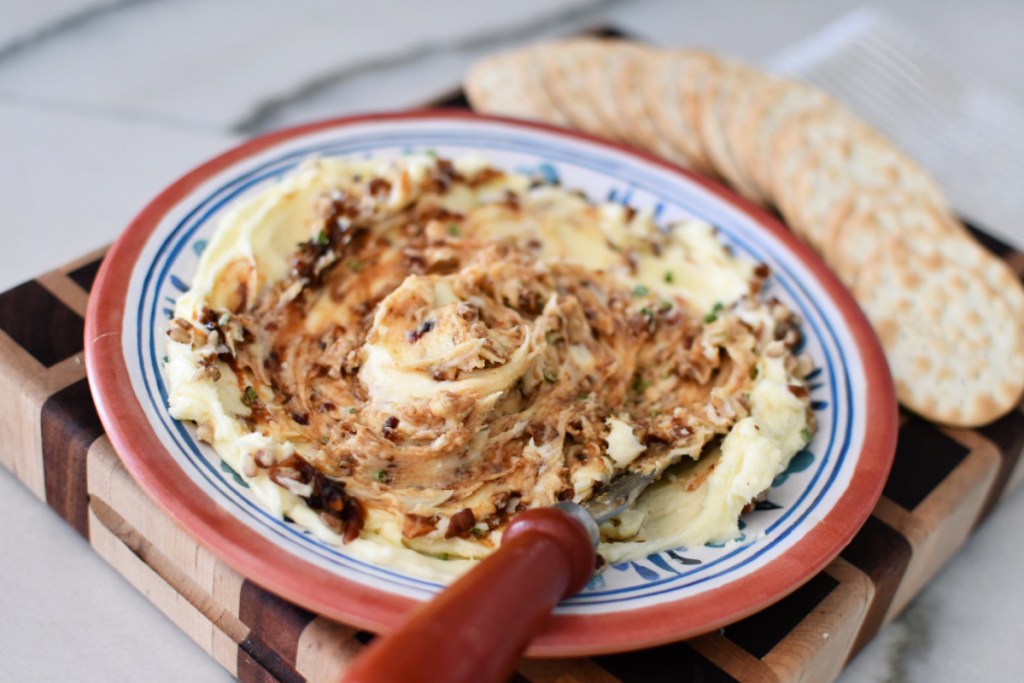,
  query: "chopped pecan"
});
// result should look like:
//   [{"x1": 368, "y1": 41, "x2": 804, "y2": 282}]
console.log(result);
[{"x1": 445, "y1": 508, "x2": 476, "y2": 539}]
